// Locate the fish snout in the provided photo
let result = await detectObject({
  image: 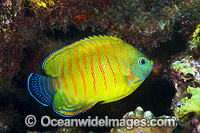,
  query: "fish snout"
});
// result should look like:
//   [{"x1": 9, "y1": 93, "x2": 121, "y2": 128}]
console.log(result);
[{"x1": 150, "y1": 60, "x2": 154, "y2": 70}]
